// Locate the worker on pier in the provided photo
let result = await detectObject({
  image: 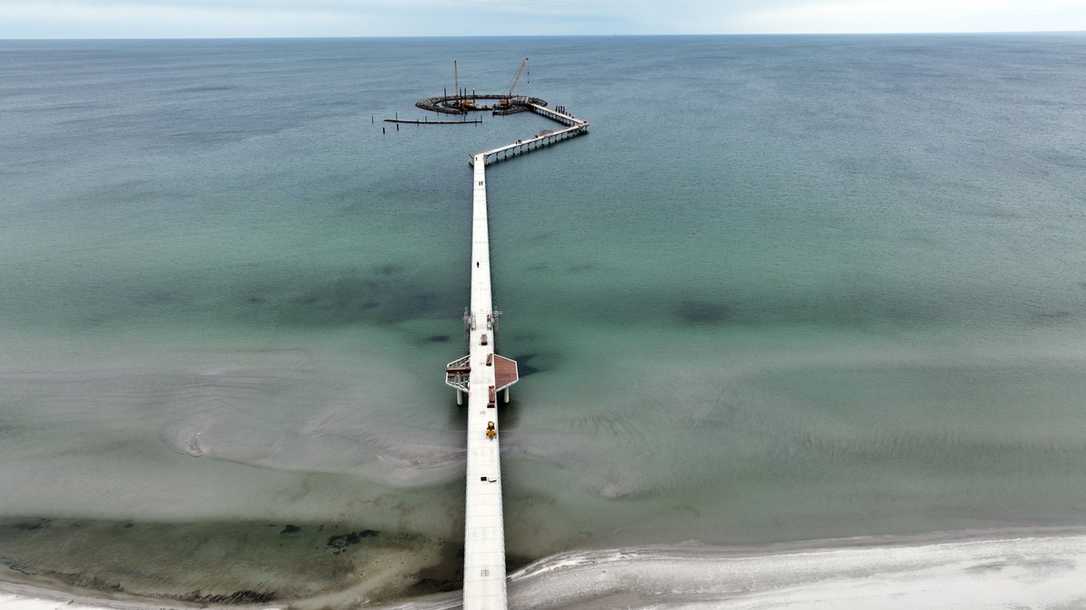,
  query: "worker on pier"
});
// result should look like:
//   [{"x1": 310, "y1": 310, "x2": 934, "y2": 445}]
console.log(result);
[{"x1": 486, "y1": 421, "x2": 497, "y2": 440}]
